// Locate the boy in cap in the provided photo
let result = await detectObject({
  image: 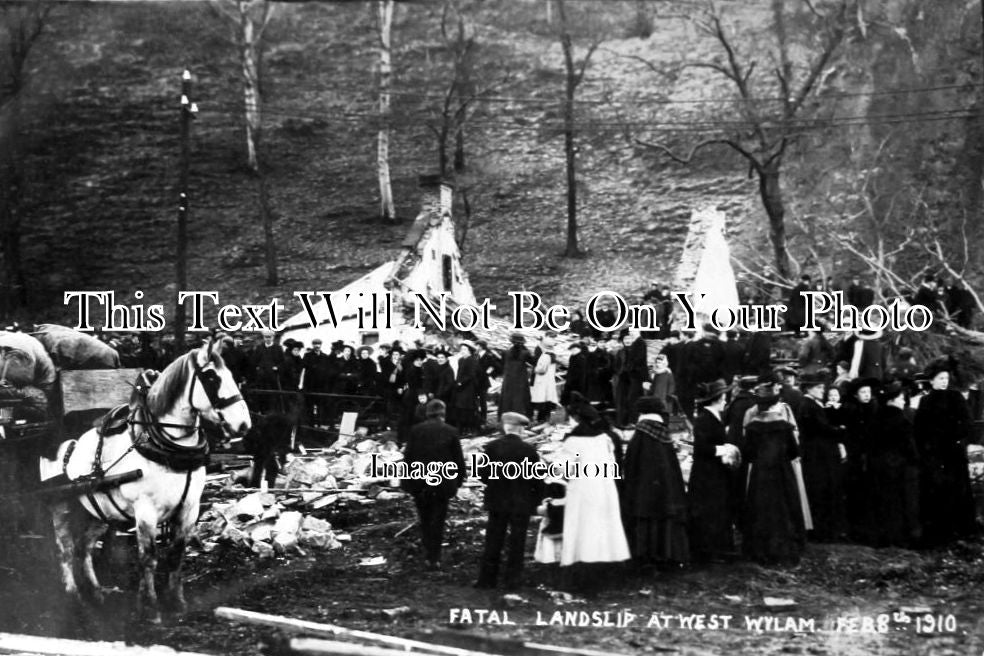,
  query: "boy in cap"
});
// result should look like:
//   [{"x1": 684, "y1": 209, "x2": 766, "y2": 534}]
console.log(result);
[{"x1": 475, "y1": 412, "x2": 545, "y2": 589}]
